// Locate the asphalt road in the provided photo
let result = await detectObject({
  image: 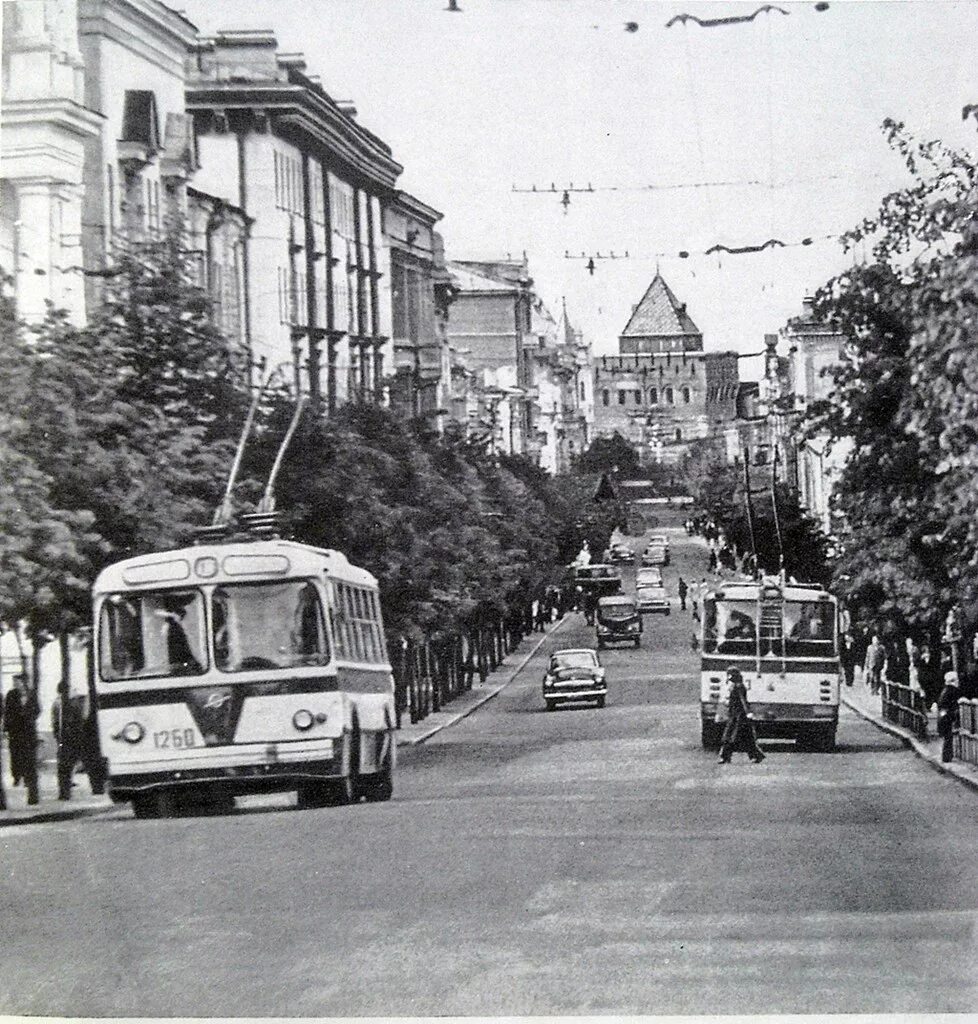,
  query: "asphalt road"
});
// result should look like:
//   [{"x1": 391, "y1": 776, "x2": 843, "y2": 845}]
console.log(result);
[{"x1": 2, "y1": 520, "x2": 978, "y2": 1016}]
